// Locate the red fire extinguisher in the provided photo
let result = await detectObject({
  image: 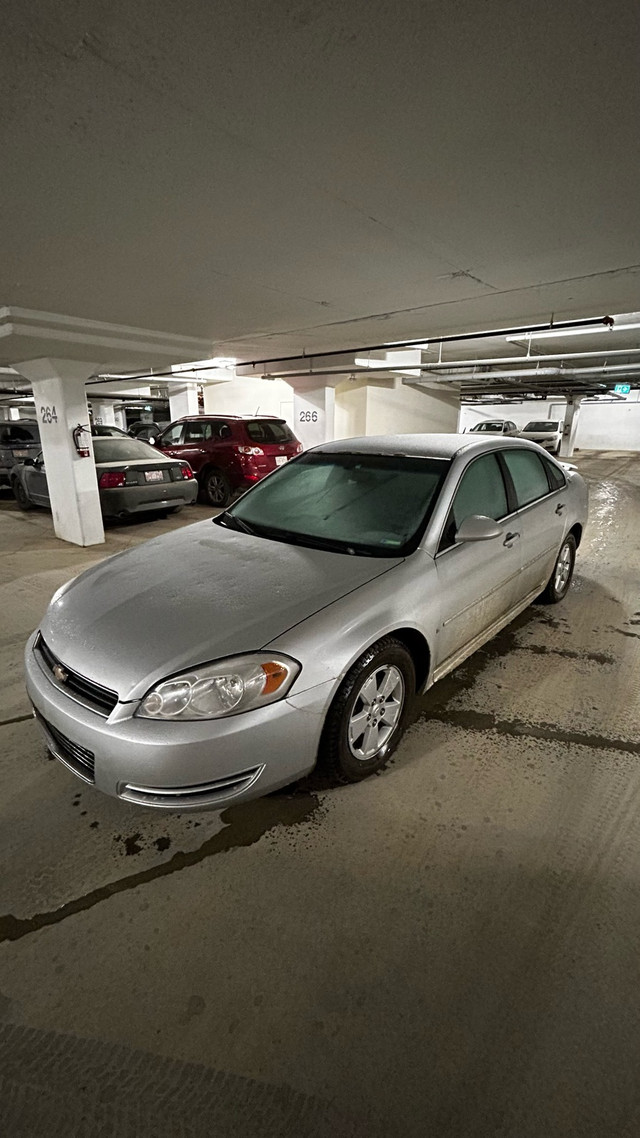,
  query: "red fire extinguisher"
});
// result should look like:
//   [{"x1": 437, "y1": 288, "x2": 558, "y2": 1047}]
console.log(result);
[{"x1": 72, "y1": 423, "x2": 92, "y2": 458}]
